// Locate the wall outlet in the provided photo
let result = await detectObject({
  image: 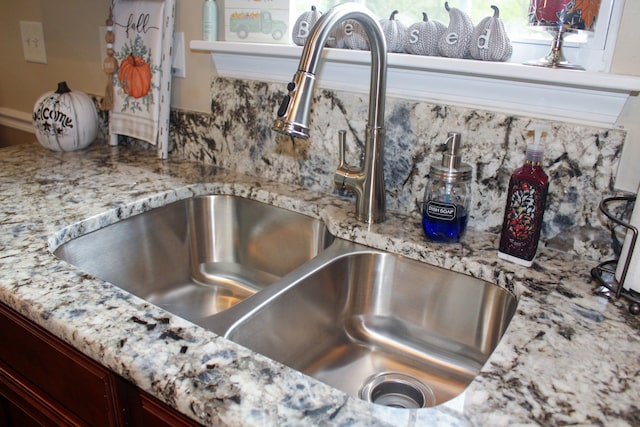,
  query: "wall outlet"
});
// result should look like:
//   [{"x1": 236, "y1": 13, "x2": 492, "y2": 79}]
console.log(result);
[{"x1": 20, "y1": 21, "x2": 47, "y2": 64}]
